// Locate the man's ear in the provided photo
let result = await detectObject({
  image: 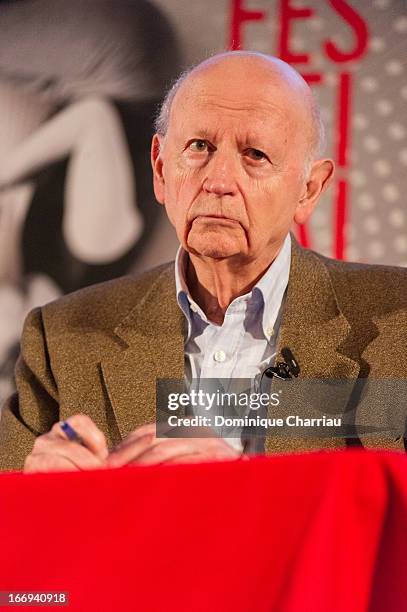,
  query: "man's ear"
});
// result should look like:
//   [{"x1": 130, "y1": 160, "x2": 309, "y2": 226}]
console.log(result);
[
  {"x1": 294, "y1": 159, "x2": 335, "y2": 224},
  {"x1": 151, "y1": 134, "x2": 165, "y2": 205}
]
